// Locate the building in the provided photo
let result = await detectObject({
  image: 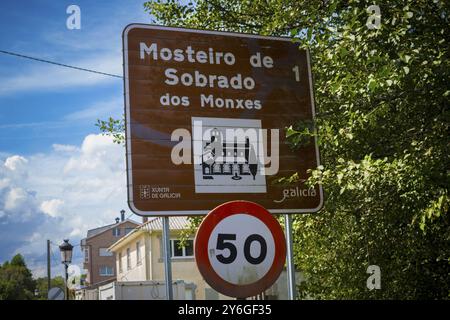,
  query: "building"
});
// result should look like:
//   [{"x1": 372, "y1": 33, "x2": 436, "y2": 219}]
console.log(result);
[
  {"x1": 107, "y1": 216, "x2": 304, "y2": 300},
  {"x1": 80, "y1": 211, "x2": 139, "y2": 286},
  {"x1": 108, "y1": 216, "x2": 231, "y2": 300},
  {"x1": 202, "y1": 130, "x2": 258, "y2": 181},
  {"x1": 97, "y1": 280, "x2": 188, "y2": 300}
]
